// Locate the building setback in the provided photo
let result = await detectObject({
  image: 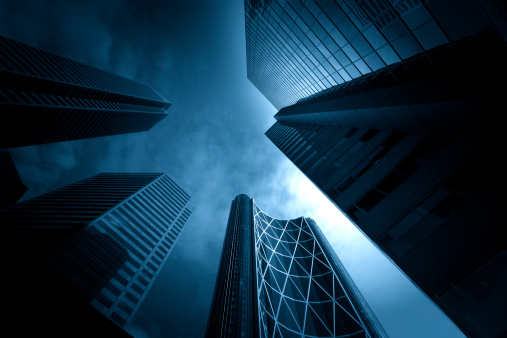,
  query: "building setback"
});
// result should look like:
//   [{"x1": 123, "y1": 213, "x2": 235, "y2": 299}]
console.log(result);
[
  {"x1": 0, "y1": 173, "x2": 192, "y2": 335},
  {"x1": 0, "y1": 35, "x2": 171, "y2": 149},
  {"x1": 206, "y1": 194, "x2": 386, "y2": 338},
  {"x1": 248, "y1": 0, "x2": 507, "y2": 336}
]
